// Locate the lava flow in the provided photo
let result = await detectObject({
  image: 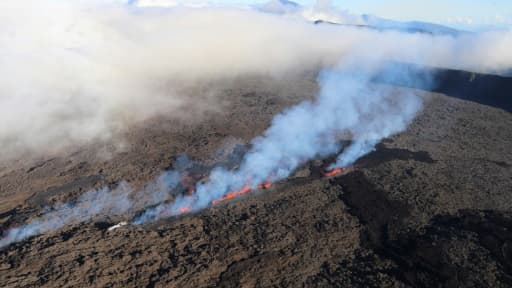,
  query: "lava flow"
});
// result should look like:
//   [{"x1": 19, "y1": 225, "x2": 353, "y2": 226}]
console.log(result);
[
  {"x1": 322, "y1": 166, "x2": 354, "y2": 177},
  {"x1": 212, "y1": 184, "x2": 251, "y2": 205},
  {"x1": 158, "y1": 204, "x2": 192, "y2": 217},
  {"x1": 211, "y1": 166, "x2": 355, "y2": 206},
  {"x1": 177, "y1": 166, "x2": 350, "y2": 211},
  {"x1": 211, "y1": 178, "x2": 273, "y2": 205},
  {"x1": 179, "y1": 206, "x2": 191, "y2": 214},
  {"x1": 258, "y1": 179, "x2": 272, "y2": 189}
]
